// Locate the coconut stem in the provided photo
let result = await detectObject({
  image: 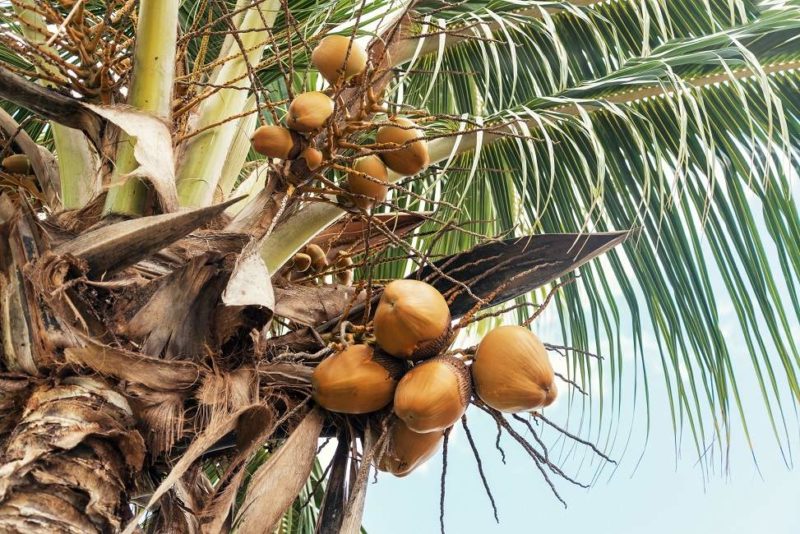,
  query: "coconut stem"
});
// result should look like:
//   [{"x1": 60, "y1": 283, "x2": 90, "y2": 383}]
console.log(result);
[{"x1": 104, "y1": 0, "x2": 180, "y2": 216}]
